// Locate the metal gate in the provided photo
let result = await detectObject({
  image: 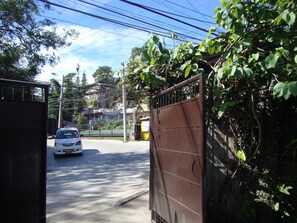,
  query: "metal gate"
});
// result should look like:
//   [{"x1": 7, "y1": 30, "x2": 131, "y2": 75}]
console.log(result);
[
  {"x1": 150, "y1": 74, "x2": 205, "y2": 223},
  {"x1": 0, "y1": 79, "x2": 48, "y2": 223}
]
